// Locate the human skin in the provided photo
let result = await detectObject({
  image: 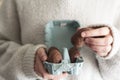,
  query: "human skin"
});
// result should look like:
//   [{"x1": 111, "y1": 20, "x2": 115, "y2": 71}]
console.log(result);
[
  {"x1": 34, "y1": 48, "x2": 67, "y2": 80},
  {"x1": 71, "y1": 25, "x2": 113, "y2": 57},
  {"x1": 34, "y1": 25, "x2": 113, "y2": 80}
]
